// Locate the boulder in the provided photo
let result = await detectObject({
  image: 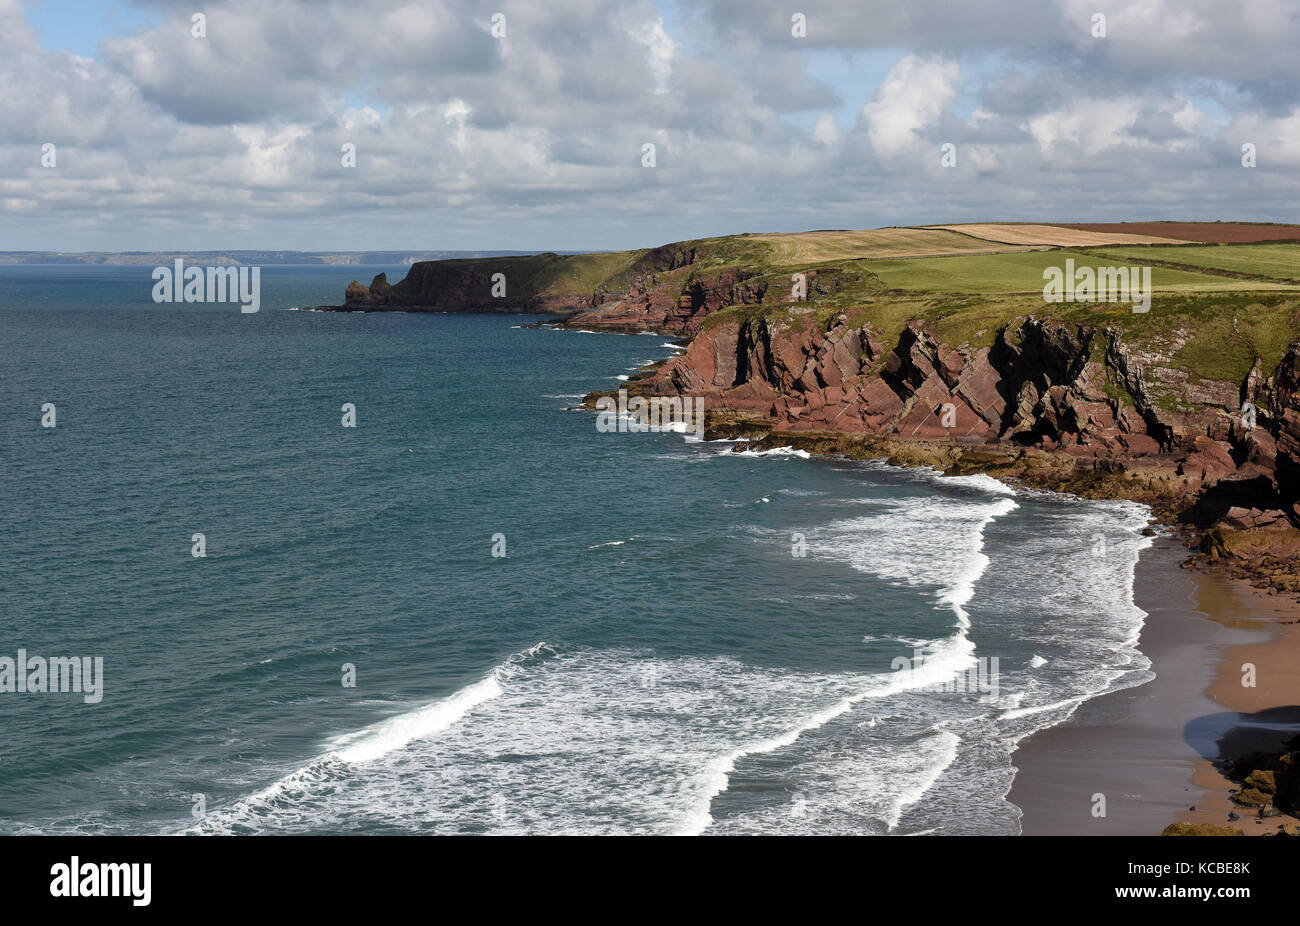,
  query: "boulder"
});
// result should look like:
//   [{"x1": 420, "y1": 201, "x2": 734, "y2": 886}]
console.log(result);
[
  {"x1": 1244, "y1": 769, "x2": 1277, "y2": 794},
  {"x1": 1219, "y1": 507, "x2": 1288, "y2": 530},
  {"x1": 1229, "y1": 786, "x2": 1270, "y2": 807},
  {"x1": 1178, "y1": 437, "x2": 1237, "y2": 486}
]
